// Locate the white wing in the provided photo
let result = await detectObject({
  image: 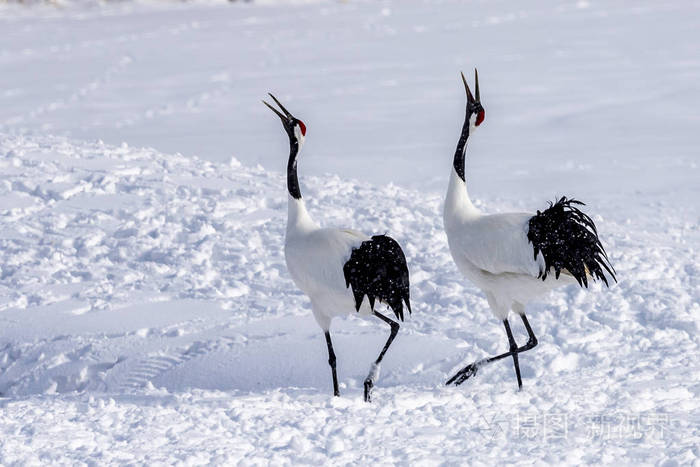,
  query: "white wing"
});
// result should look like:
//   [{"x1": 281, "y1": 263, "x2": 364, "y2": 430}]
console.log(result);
[
  {"x1": 449, "y1": 212, "x2": 545, "y2": 277},
  {"x1": 285, "y1": 227, "x2": 369, "y2": 296}
]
